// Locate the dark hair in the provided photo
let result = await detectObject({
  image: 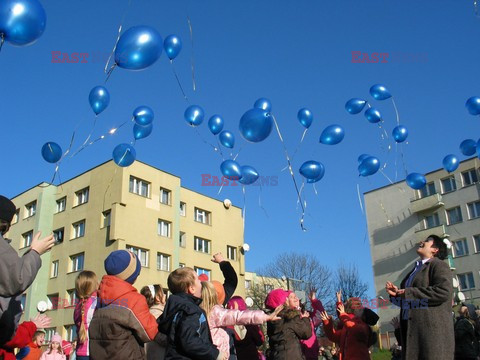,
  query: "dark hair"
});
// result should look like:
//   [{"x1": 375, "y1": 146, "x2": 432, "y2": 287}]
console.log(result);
[
  {"x1": 140, "y1": 284, "x2": 166, "y2": 307},
  {"x1": 427, "y1": 234, "x2": 448, "y2": 260}
]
